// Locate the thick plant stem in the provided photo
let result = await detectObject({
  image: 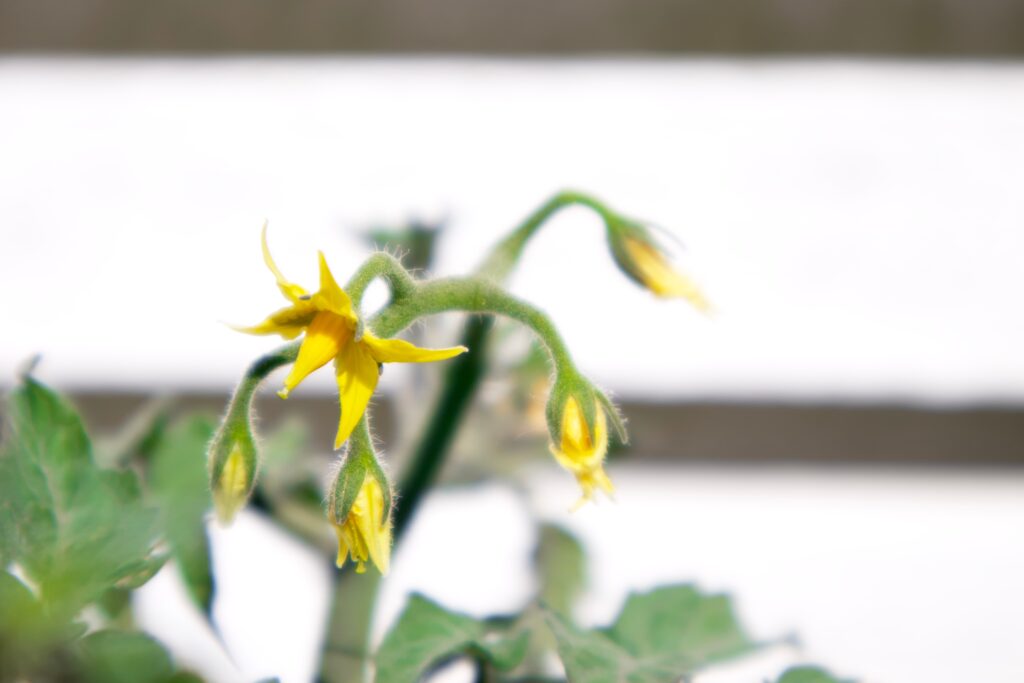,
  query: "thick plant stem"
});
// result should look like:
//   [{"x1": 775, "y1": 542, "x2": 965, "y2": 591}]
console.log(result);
[
  {"x1": 393, "y1": 315, "x2": 493, "y2": 538},
  {"x1": 318, "y1": 568, "x2": 381, "y2": 683}
]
